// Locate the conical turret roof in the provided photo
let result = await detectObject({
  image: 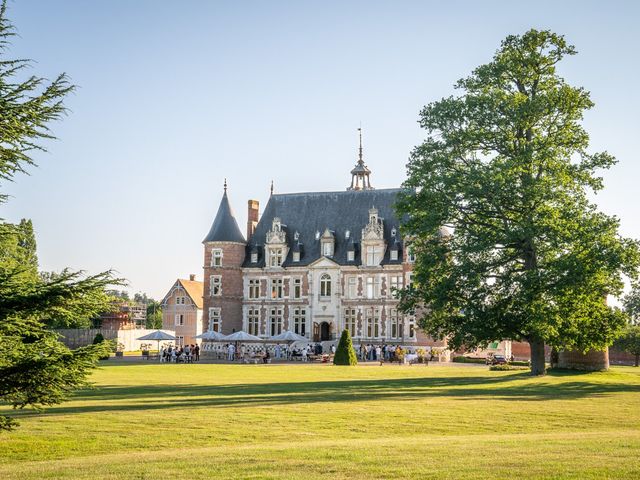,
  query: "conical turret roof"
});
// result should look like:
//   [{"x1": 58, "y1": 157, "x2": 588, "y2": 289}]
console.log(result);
[{"x1": 203, "y1": 190, "x2": 246, "y2": 244}]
